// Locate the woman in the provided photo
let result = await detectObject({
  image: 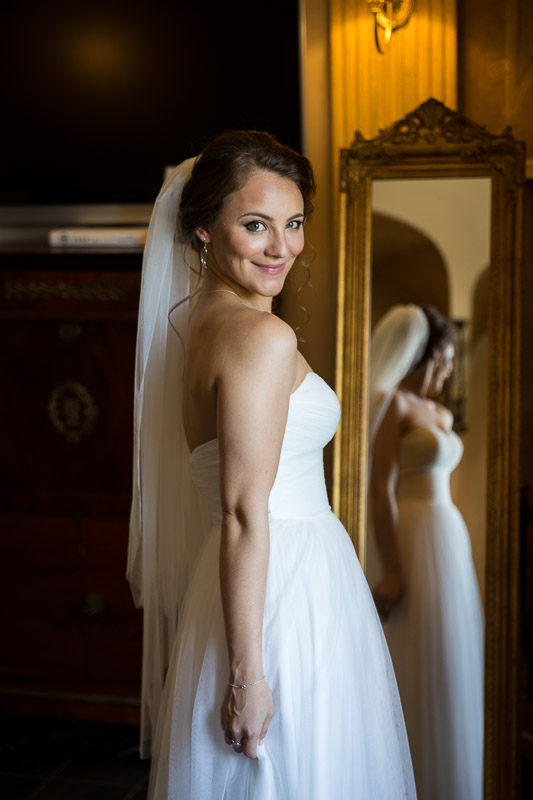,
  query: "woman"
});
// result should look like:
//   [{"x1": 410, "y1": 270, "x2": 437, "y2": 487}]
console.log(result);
[
  {"x1": 128, "y1": 131, "x2": 416, "y2": 799},
  {"x1": 368, "y1": 304, "x2": 484, "y2": 800}
]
